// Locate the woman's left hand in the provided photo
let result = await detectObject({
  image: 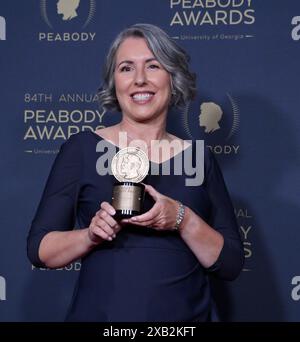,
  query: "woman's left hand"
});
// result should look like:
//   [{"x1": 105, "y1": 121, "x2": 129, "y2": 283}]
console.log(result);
[{"x1": 121, "y1": 184, "x2": 179, "y2": 231}]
